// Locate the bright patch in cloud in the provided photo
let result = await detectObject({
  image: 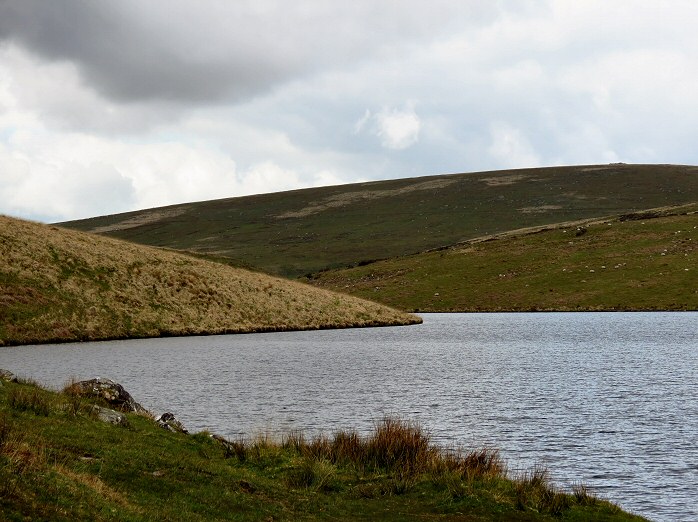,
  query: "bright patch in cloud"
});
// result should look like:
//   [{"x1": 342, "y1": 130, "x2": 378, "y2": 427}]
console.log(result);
[
  {"x1": 488, "y1": 122, "x2": 540, "y2": 168},
  {"x1": 374, "y1": 105, "x2": 421, "y2": 150},
  {"x1": 355, "y1": 105, "x2": 422, "y2": 150}
]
